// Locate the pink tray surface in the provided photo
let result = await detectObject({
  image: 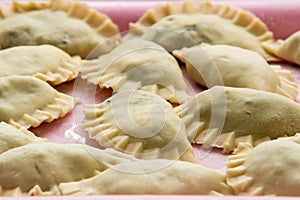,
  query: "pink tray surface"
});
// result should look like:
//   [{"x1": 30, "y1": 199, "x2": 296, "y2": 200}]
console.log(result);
[{"x1": 1, "y1": 0, "x2": 300, "y2": 199}]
